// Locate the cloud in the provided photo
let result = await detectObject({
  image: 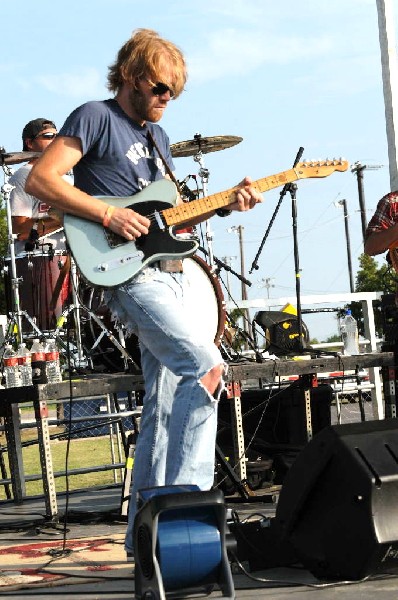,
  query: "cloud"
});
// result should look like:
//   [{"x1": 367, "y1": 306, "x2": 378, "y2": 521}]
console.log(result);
[
  {"x1": 35, "y1": 67, "x2": 107, "y2": 98},
  {"x1": 187, "y1": 29, "x2": 334, "y2": 83}
]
